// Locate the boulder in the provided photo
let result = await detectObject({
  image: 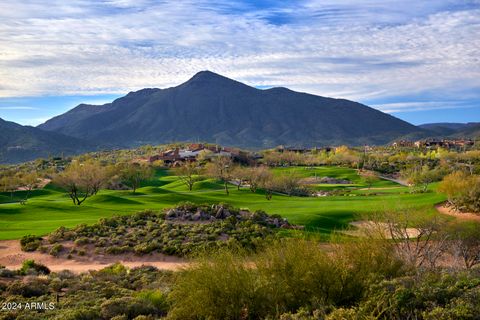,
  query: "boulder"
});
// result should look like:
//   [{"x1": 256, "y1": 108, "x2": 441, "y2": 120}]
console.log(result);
[
  {"x1": 215, "y1": 208, "x2": 224, "y2": 219},
  {"x1": 192, "y1": 212, "x2": 202, "y2": 221},
  {"x1": 166, "y1": 209, "x2": 176, "y2": 219}
]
